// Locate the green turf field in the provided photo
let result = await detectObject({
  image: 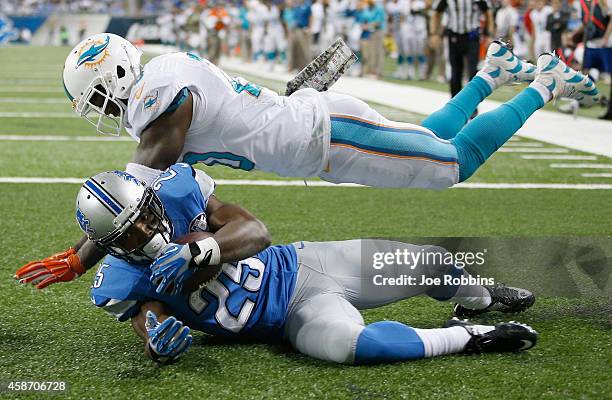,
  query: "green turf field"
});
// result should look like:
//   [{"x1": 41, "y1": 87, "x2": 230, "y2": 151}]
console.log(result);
[{"x1": 0, "y1": 46, "x2": 610, "y2": 400}]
